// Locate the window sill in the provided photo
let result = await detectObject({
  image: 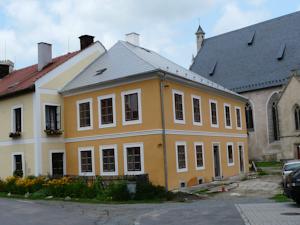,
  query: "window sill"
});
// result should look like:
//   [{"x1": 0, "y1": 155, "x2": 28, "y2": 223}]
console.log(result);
[
  {"x1": 44, "y1": 129, "x2": 63, "y2": 136},
  {"x1": 9, "y1": 132, "x2": 21, "y2": 138}
]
